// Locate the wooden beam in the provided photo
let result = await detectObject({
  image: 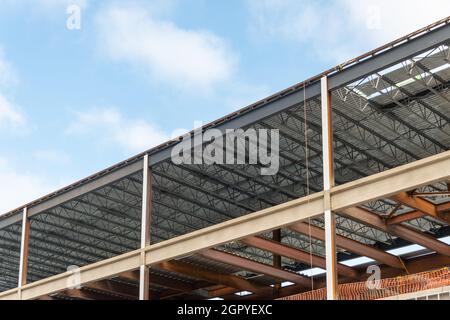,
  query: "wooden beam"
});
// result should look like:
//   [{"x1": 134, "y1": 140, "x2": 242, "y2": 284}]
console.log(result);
[
  {"x1": 391, "y1": 192, "x2": 449, "y2": 224},
  {"x1": 200, "y1": 249, "x2": 311, "y2": 287},
  {"x1": 289, "y1": 222, "x2": 404, "y2": 269},
  {"x1": 159, "y1": 260, "x2": 273, "y2": 297},
  {"x1": 242, "y1": 236, "x2": 359, "y2": 279},
  {"x1": 341, "y1": 207, "x2": 450, "y2": 256}
]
